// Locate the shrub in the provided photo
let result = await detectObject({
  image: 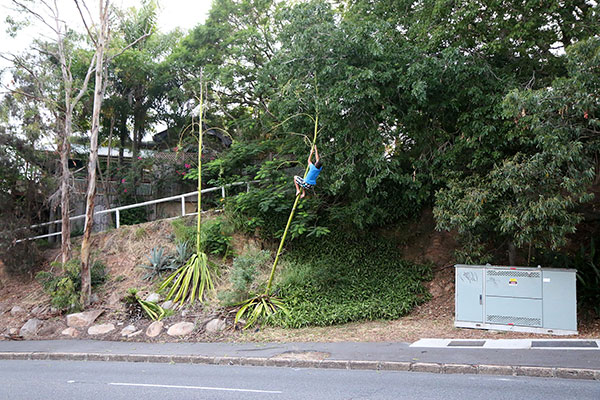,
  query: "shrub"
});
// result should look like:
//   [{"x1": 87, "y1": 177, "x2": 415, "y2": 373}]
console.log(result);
[
  {"x1": 171, "y1": 217, "x2": 233, "y2": 257},
  {"x1": 0, "y1": 236, "x2": 42, "y2": 276},
  {"x1": 36, "y1": 259, "x2": 108, "y2": 313},
  {"x1": 531, "y1": 239, "x2": 600, "y2": 317},
  {"x1": 171, "y1": 218, "x2": 196, "y2": 244},
  {"x1": 219, "y1": 250, "x2": 271, "y2": 305},
  {"x1": 120, "y1": 207, "x2": 148, "y2": 226},
  {"x1": 201, "y1": 217, "x2": 233, "y2": 256},
  {"x1": 575, "y1": 240, "x2": 600, "y2": 316},
  {"x1": 269, "y1": 231, "x2": 432, "y2": 328}
]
